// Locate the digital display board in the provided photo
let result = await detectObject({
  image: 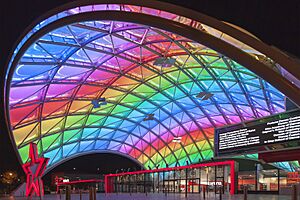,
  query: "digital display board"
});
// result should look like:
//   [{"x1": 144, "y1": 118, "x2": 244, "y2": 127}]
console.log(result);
[{"x1": 215, "y1": 109, "x2": 300, "y2": 156}]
